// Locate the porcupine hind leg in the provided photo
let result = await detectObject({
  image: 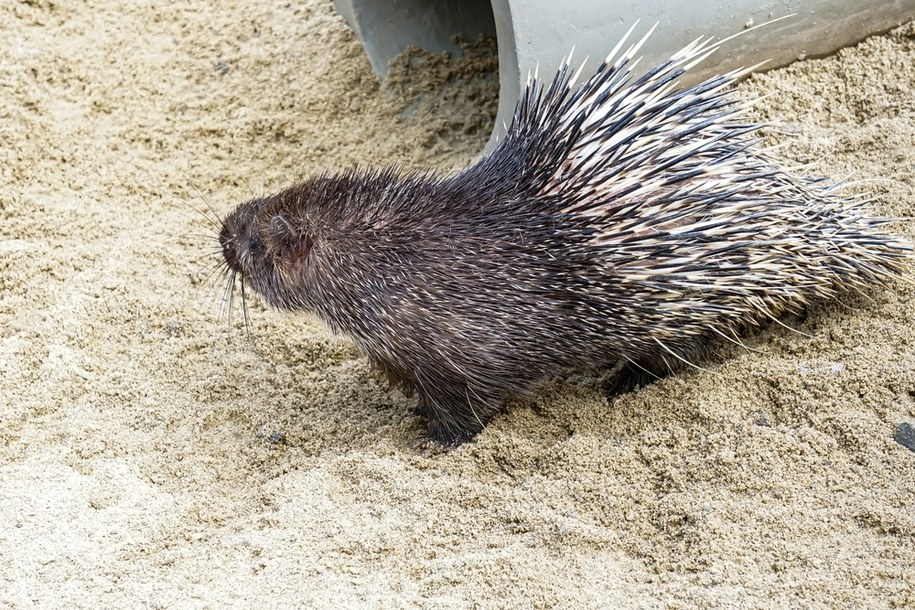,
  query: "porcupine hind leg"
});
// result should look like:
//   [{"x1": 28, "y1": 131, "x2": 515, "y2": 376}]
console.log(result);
[
  {"x1": 603, "y1": 360, "x2": 665, "y2": 396},
  {"x1": 603, "y1": 336, "x2": 719, "y2": 398}
]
